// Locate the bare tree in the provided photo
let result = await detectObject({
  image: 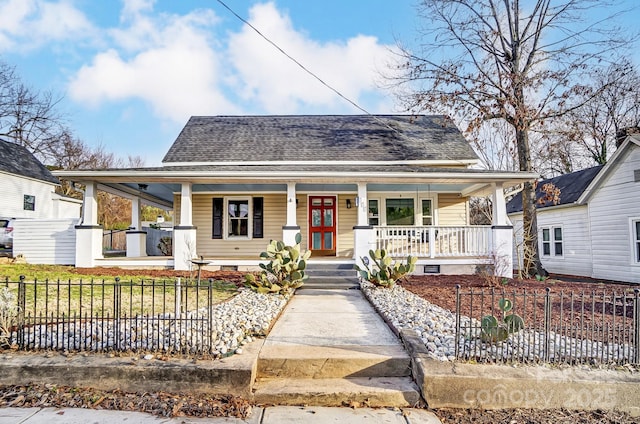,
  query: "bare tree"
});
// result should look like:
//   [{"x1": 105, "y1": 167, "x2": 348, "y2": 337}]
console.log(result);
[
  {"x1": 0, "y1": 60, "x2": 67, "y2": 163},
  {"x1": 390, "y1": 0, "x2": 634, "y2": 276},
  {"x1": 543, "y1": 60, "x2": 640, "y2": 171}
]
